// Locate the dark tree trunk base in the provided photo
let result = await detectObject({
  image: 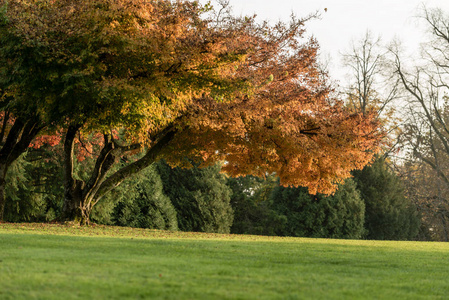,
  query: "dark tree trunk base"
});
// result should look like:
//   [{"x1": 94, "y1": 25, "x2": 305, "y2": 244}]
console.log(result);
[
  {"x1": 0, "y1": 181, "x2": 5, "y2": 222},
  {"x1": 0, "y1": 168, "x2": 7, "y2": 222}
]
